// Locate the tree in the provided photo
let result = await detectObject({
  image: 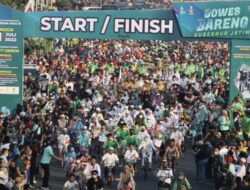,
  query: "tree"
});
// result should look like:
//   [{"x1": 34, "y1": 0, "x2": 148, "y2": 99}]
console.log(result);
[
  {"x1": 55, "y1": 0, "x2": 73, "y2": 10},
  {"x1": 0, "y1": 0, "x2": 28, "y2": 10},
  {"x1": 0, "y1": 0, "x2": 12, "y2": 6}
]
